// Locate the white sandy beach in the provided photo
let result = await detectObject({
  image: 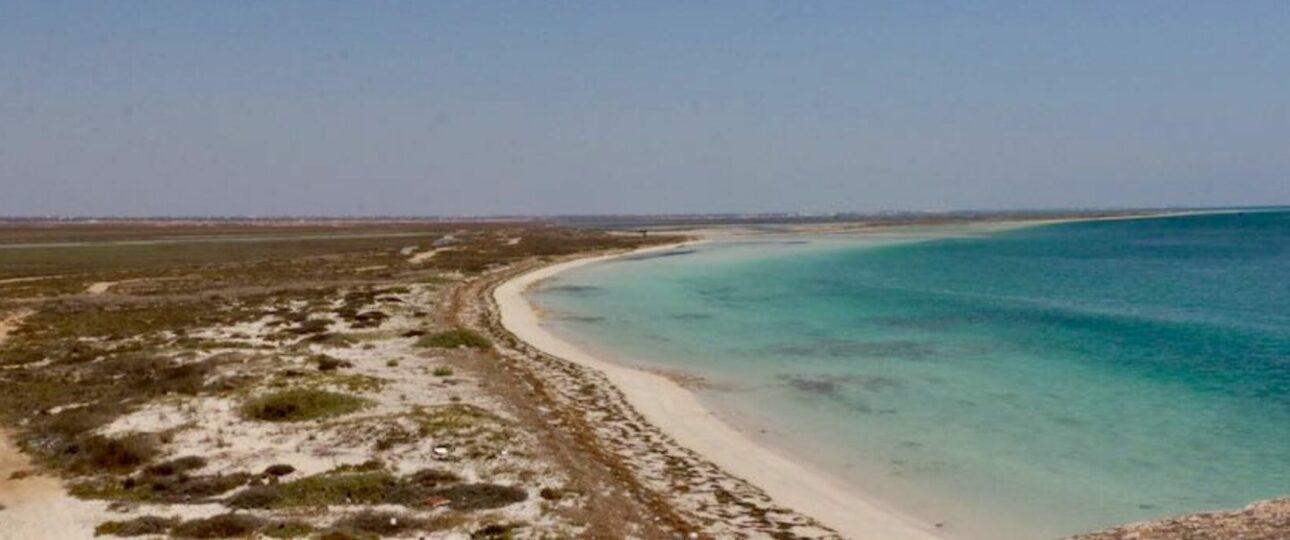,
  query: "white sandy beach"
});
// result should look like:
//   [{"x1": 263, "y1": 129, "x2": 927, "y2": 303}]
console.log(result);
[{"x1": 494, "y1": 243, "x2": 946, "y2": 540}]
